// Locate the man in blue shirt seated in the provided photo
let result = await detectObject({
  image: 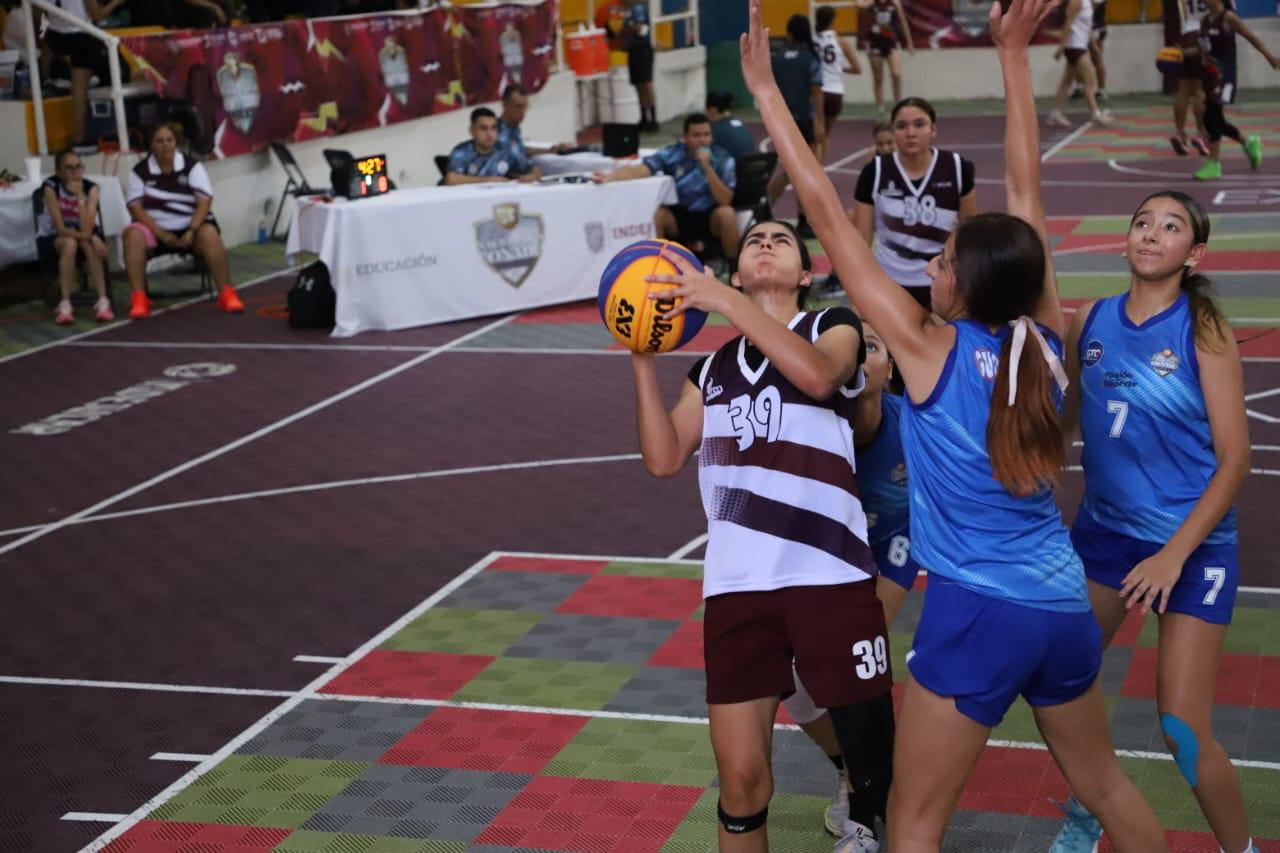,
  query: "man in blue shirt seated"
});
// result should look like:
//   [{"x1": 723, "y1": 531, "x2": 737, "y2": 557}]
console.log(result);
[
  {"x1": 498, "y1": 84, "x2": 574, "y2": 159},
  {"x1": 445, "y1": 107, "x2": 542, "y2": 185},
  {"x1": 705, "y1": 91, "x2": 758, "y2": 162},
  {"x1": 598, "y1": 113, "x2": 740, "y2": 260}
]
